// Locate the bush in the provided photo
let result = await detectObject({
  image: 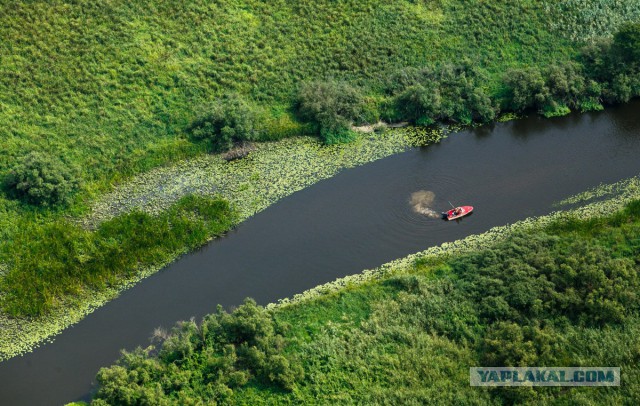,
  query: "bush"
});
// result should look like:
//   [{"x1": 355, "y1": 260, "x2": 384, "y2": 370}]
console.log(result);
[
  {"x1": 4, "y1": 151, "x2": 80, "y2": 207},
  {"x1": 604, "y1": 74, "x2": 636, "y2": 104},
  {"x1": 504, "y1": 67, "x2": 549, "y2": 111},
  {"x1": 187, "y1": 94, "x2": 262, "y2": 153},
  {"x1": 545, "y1": 62, "x2": 586, "y2": 109},
  {"x1": 390, "y1": 63, "x2": 496, "y2": 125},
  {"x1": 394, "y1": 83, "x2": 441, "y2": 125},
  {"x1": 296, "y1": 80, "x2": 365, "y2": 144},
  {"x1": 612, "y1": 22, "x2": 640, "y2": 68},
  {"x1": 505, "y1": 63, "x2": 600, "y2": 116}
]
